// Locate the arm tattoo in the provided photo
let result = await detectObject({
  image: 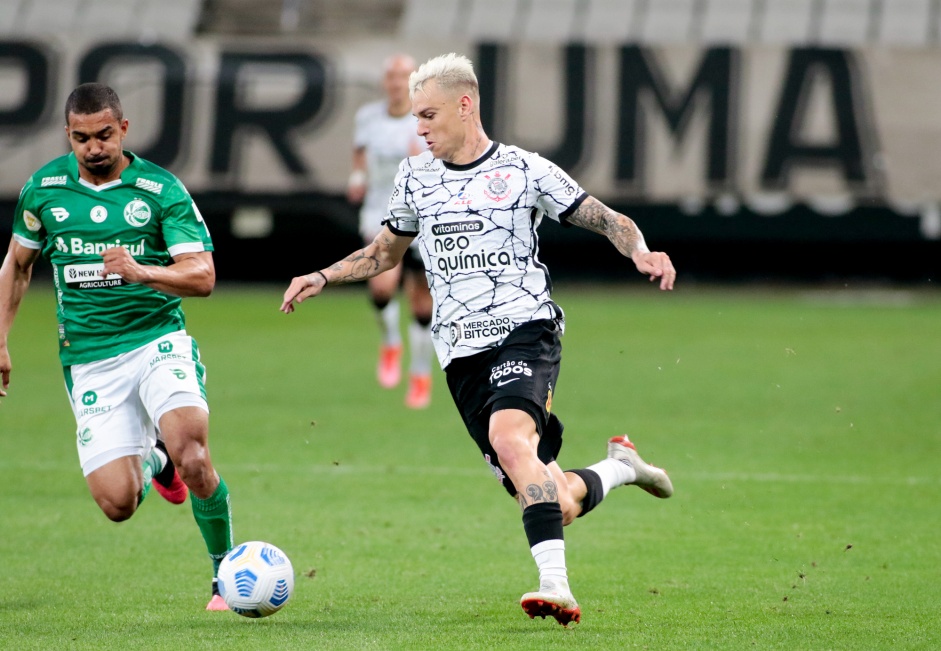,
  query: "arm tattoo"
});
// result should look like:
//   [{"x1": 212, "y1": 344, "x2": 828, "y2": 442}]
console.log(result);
[
  {"x1": 325, "y1": 232, "x2": 391, "y2": 283},
  {"x1": 568, "y1": 196, "x2": 646, "y2": 258}
]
